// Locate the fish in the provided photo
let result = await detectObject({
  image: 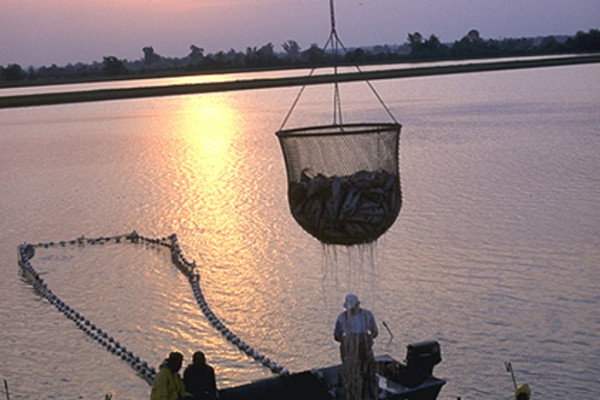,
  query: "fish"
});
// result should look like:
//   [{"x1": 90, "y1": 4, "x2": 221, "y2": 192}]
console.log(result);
[
  {"x1": 287, "y1": 169, "x2": 401, "y2": 245},
  {"x1": 340, "y1": 187, "x2": 361, "y2": 219}
]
